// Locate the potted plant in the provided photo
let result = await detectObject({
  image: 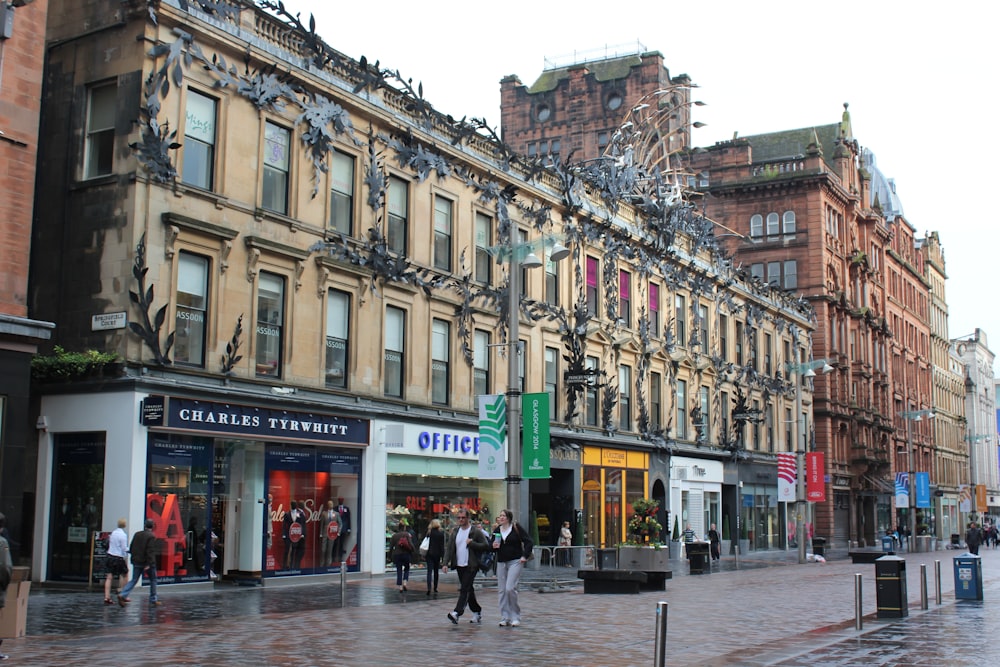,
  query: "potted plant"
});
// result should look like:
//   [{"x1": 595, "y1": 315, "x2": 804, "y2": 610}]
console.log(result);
[
  {"x1": 619, "y1": 498, "x2": 669, "y2": 572},
  {"x1": 670, "y1": 514, "x2": 682, "y2": 559},
  {"x1": 721, "y1": 514, "x2": 732, "y2": 556}
]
